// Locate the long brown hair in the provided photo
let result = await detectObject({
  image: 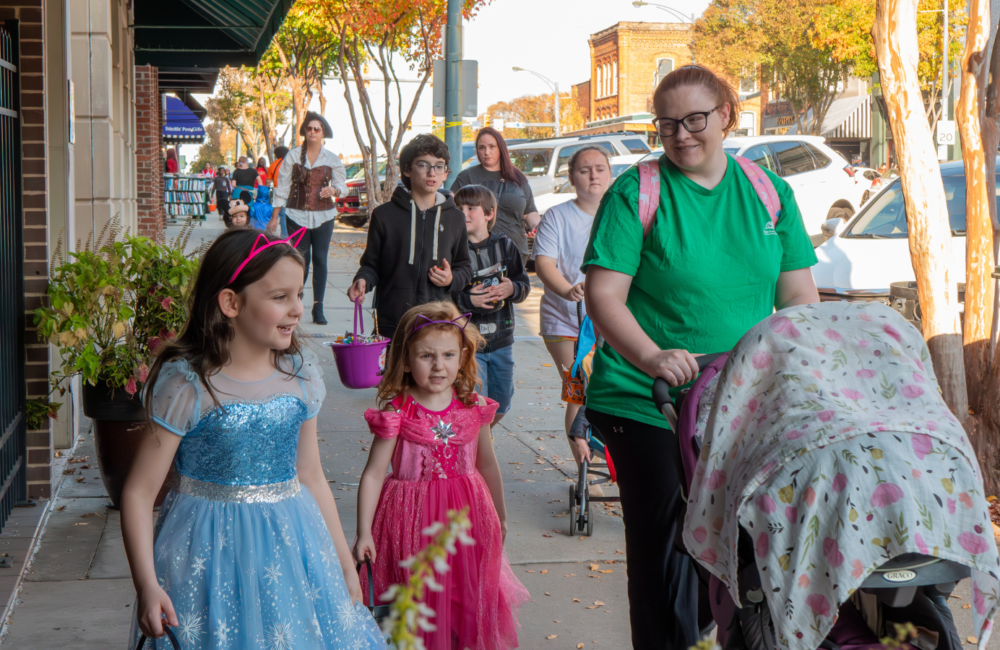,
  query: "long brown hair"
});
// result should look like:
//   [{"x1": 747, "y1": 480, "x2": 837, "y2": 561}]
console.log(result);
[
  {"x1": 475, "y1": 127, "x2": 528, "y2": 186},
  {"x1": 143, "y1": 228, "x2": 306, "y2": 427},
  {"x1": 654, "y1": 65, "x2": 741, "y2": 135},
  {"x1": 376, "y1": 301, "x2": 485, "y2": 409}
]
